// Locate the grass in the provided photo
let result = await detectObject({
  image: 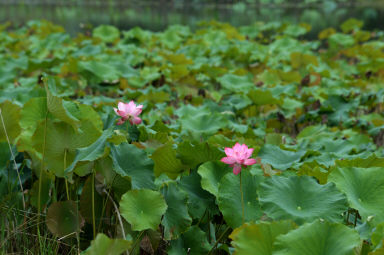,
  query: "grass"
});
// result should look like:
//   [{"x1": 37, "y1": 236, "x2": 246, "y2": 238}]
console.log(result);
[{"x1": 0, "y1": 205, "x2": 78, "y2": 254}]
